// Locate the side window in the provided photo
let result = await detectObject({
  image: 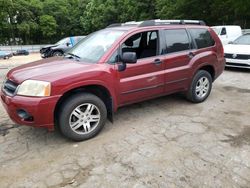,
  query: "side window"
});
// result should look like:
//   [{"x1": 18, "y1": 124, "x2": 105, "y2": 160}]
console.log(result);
[
  {"x1": 107, "y1": 50, "x2": 118, "y2": 64},
  {"x1": 189, "y1": 29, "x2": 215, "y2": 49},
  {"x1": 121, "y1": 33, "x2": 142, "y2": 51},
  {"x1": 121, "y1": 31, "x2": 159, "y2": 59},
  {"x1": 221, "y1": 27, "x2": 227, "y2": 35},
  {"x1": 164, "y1": 29, "x2": 191, "y2": 53}
]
